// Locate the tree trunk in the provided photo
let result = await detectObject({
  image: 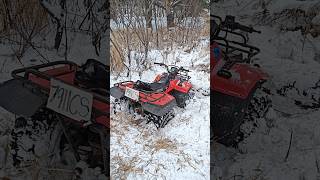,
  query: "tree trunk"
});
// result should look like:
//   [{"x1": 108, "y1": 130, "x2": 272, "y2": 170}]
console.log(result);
[
  {"x1": 167, "y1": 9, "x2": 174, "y2": 28},
  {"x1": 145, "y1": 0, "x2": 152, "y2": 28}
]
